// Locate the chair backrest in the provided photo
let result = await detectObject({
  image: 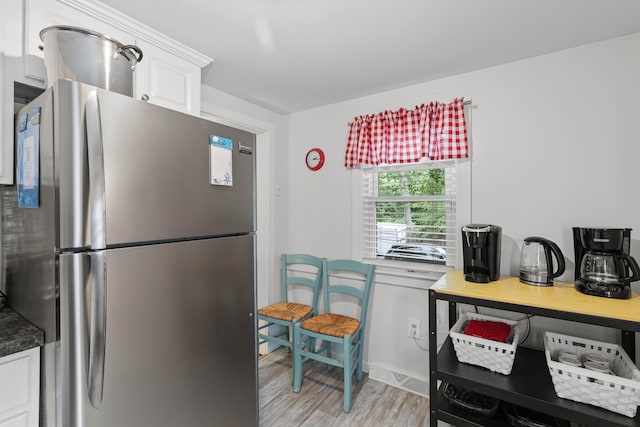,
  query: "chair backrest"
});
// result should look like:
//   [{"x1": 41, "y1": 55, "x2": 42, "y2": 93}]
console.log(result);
[
  {"x1": 321, "y1": 259, "x2": 376, "y2": 328},
  {"x1": 281, "y1": 254, "x2": 323, "y2": 311}
]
